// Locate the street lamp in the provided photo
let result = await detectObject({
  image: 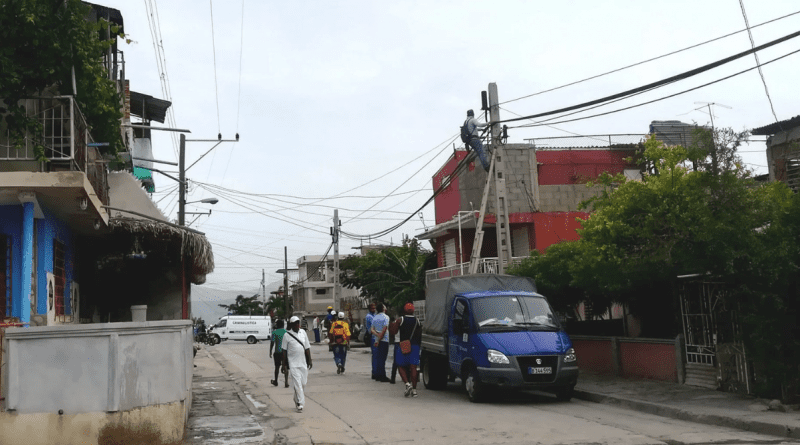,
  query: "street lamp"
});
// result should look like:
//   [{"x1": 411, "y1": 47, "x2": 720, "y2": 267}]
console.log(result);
[{"x1": 186, "y1": 198, "x2": 219, "y2": 205}]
